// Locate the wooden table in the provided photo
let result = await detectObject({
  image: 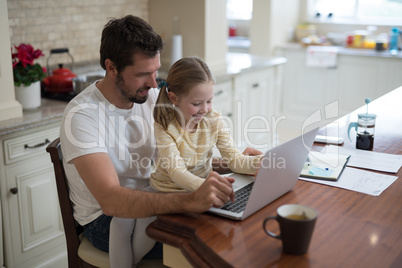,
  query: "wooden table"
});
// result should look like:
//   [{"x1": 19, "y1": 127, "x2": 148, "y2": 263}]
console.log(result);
[{"x1": 146, "y1": 86, "x2": 402, "y2": 268}]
